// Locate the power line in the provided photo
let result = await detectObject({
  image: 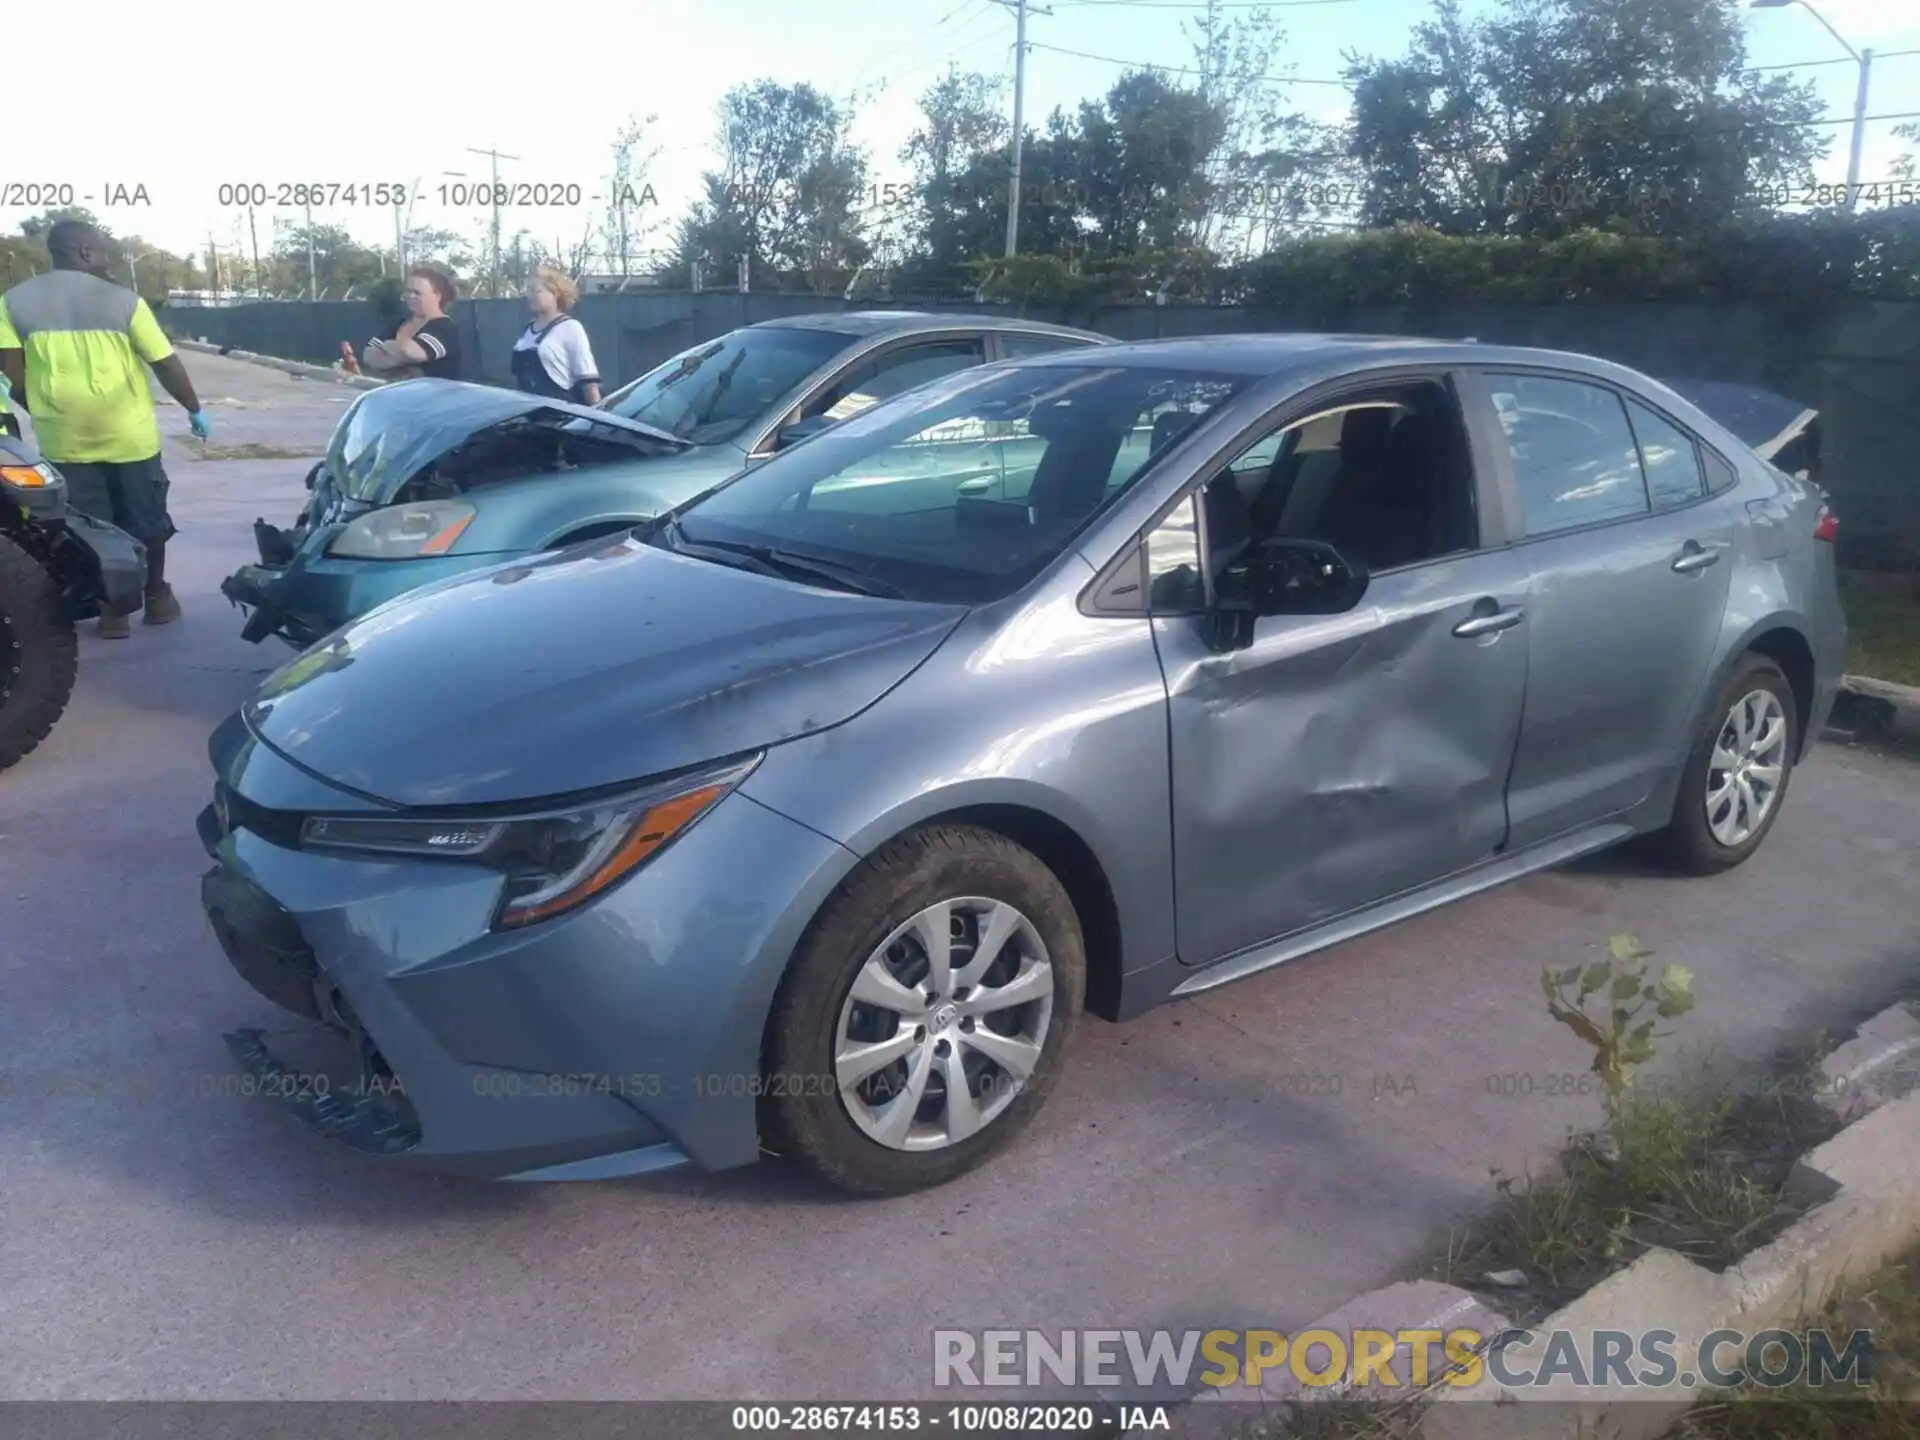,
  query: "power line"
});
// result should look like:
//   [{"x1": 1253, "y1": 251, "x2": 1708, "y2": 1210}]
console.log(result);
[
  {"x1": 873, "y1": 4, "x2": 1009, "y2": 90},
  {"x1": 1746, "y1": 47, "x2": 1920, "y2": 72},
  {"x1": 884, "y1": 24, "x2": 1019, "y2": 92},
  {"x1": 834, "y1": 0, "x2": 994, "y2": 99},
  {"x1": 1029, "y1": 37, "x2": 1349, "y2": 83},
  {"x1": 1054, "y1": 0, "x2": 1357, "y2": 7},
  {"x1": 1668, "y1": 108, "x2": 1920, "y2": 138}
]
